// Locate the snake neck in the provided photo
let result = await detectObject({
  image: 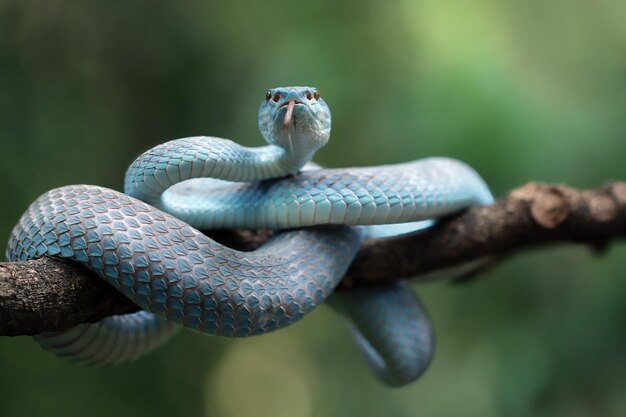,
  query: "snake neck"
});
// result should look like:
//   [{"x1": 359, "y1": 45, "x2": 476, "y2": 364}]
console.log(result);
[
  {"x1": 272, "y1": 142, "x2": 319, "y2": 175},
  {"x1": 123, "y1": 136, "x2": 318, "y2": 208}
]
